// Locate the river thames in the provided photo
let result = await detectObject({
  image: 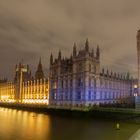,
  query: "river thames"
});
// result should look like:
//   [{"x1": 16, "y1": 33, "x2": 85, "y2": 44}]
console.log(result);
[{"x1": 0, "y1": 107, "x2": 139, "y2": 140}]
